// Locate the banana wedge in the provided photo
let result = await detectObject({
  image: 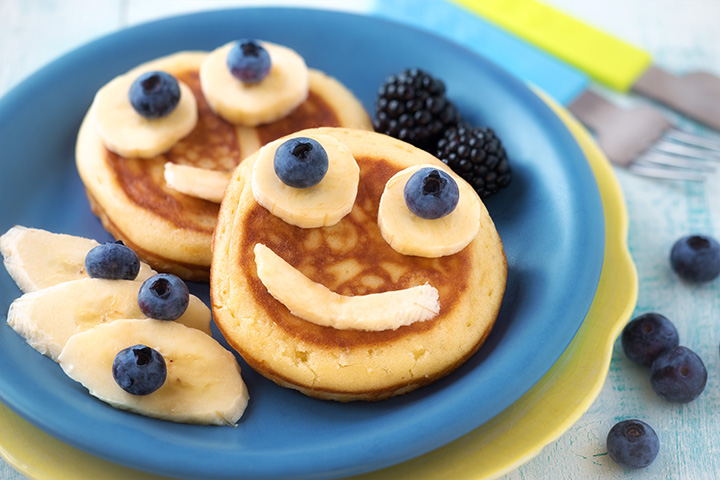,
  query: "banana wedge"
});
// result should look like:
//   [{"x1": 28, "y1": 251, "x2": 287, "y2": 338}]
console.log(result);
[
  {"x1": 254, "y1": 243, "x2": 440, "y2": 330},
  {"x1": 58, "y1": 319, "x2": 249, "y2": 425},
  {"x1": 163, "y1": 163, "x2": 232, "y2": 203},
  {"x1": 200, "y1": 41, "x2": 309, "y2": 126},
  {"x1": 7, "y1": 277, "x2": 212, "y2": 361},
  {"x1": 378, "y1": 165, "x2": 481, "y2": 257},
  {"x1": 0, "y1": 226, "x2": 156, "y2": 293},
  {"x1": 251, "y1": 134, "x2": 359, "y2": 228}
]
